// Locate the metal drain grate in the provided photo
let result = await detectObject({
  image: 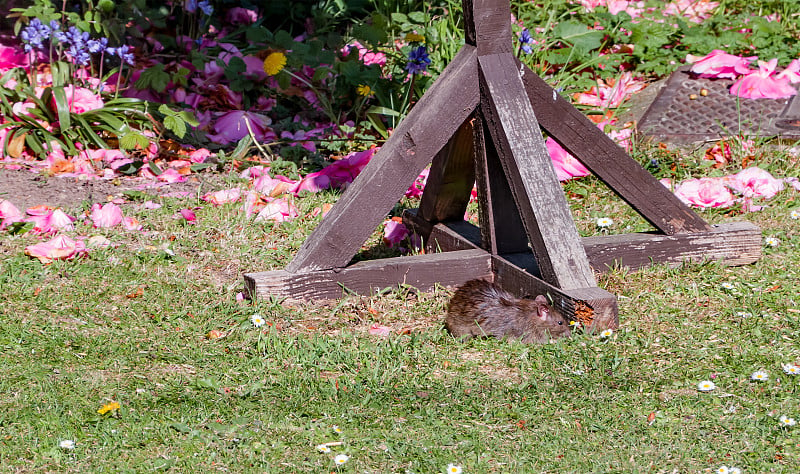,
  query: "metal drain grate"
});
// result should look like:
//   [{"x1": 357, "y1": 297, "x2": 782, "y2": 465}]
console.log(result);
[{"x1": 637, "y1": 67, "x2": 800, "y2": 144}]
